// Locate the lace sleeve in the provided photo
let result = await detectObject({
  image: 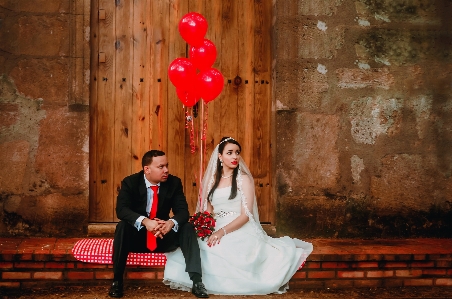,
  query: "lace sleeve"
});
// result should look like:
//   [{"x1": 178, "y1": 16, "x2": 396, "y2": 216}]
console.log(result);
[
  {"x1": 237, "y1": 169, "x2": 266, "y2": 239},
  {"x1": 240, "y1": 173, "x2": 254, "y2": 214}
]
